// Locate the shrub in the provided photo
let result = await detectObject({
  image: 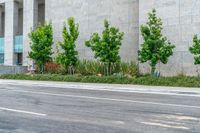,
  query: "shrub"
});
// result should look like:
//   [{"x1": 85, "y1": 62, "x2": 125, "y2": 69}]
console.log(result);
[
  {"x1": 189, "y1": 35, "x2": 200, "y2": 76},
  {"x1": 138, "y1": 9, "x2": 175, "y2": 75},
  {"x1": 28, "y1": 22, "x2": 54, "y2": 73},
  {"x1": 75, "y1": 60, "x2": 138, "y2": 77},
  {"x1": 56, "y1": 17, "x2": 79, "y2": 74},
  {"x1": 189, "y1": 35, "x2": 200, "y2": 65},
  {"x1": 75, "y1": 60, "x2": 104, "y2": 76},
  {"x1": 114, "y1": 62, "x2": 139, "y2": 77},
  {"x1": 85, "y1": 19, "x2": 124, "y2": 75},
  {"x1": 45, "y1": 62, "x2": 60, "y2": 74}
]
